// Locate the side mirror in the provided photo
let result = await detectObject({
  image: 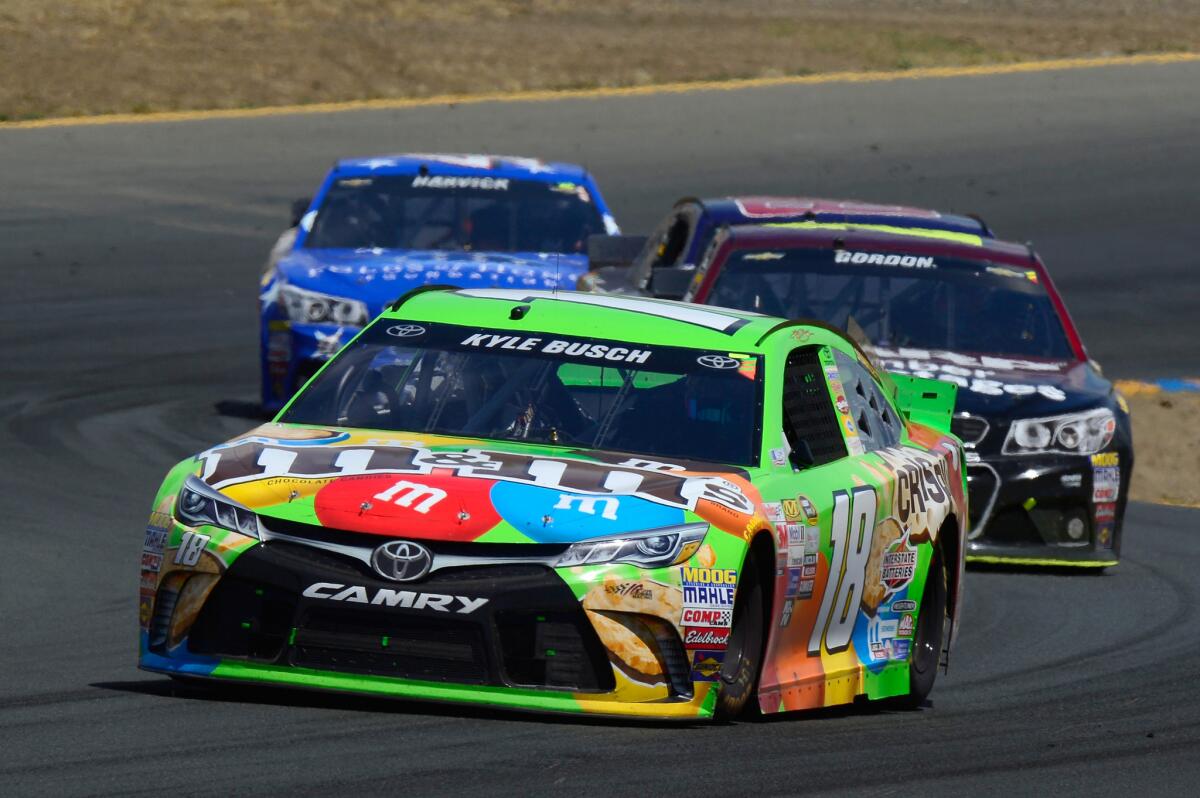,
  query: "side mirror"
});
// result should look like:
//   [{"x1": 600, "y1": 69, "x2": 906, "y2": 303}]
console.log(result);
[
  {"x1": 290, "y1": 196, "x2": 312, "y2": 228},
  {"x1": 647, "y1": 266, "x2": 695, "y2": 300},
  {"x1": 587, "y1": 234, "x2": 648, "y2": 269},
  {"x1": 788, "y1": 440, "x2": 815, "y2": 470}
]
